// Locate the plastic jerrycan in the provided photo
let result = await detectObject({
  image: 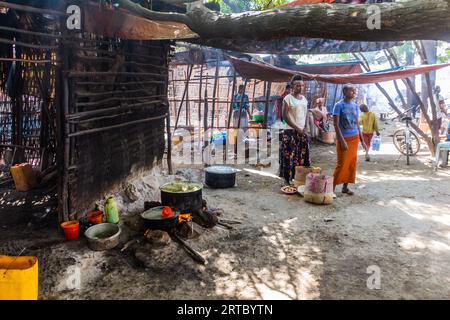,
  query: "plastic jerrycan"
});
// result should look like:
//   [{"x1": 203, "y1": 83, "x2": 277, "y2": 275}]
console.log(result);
[
  {"x1": 372, "y1": 135, "x2": 381, "y2": 151},
  {"x1": 104, "y1": 197, "x2": 119, "y2": 224}
]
